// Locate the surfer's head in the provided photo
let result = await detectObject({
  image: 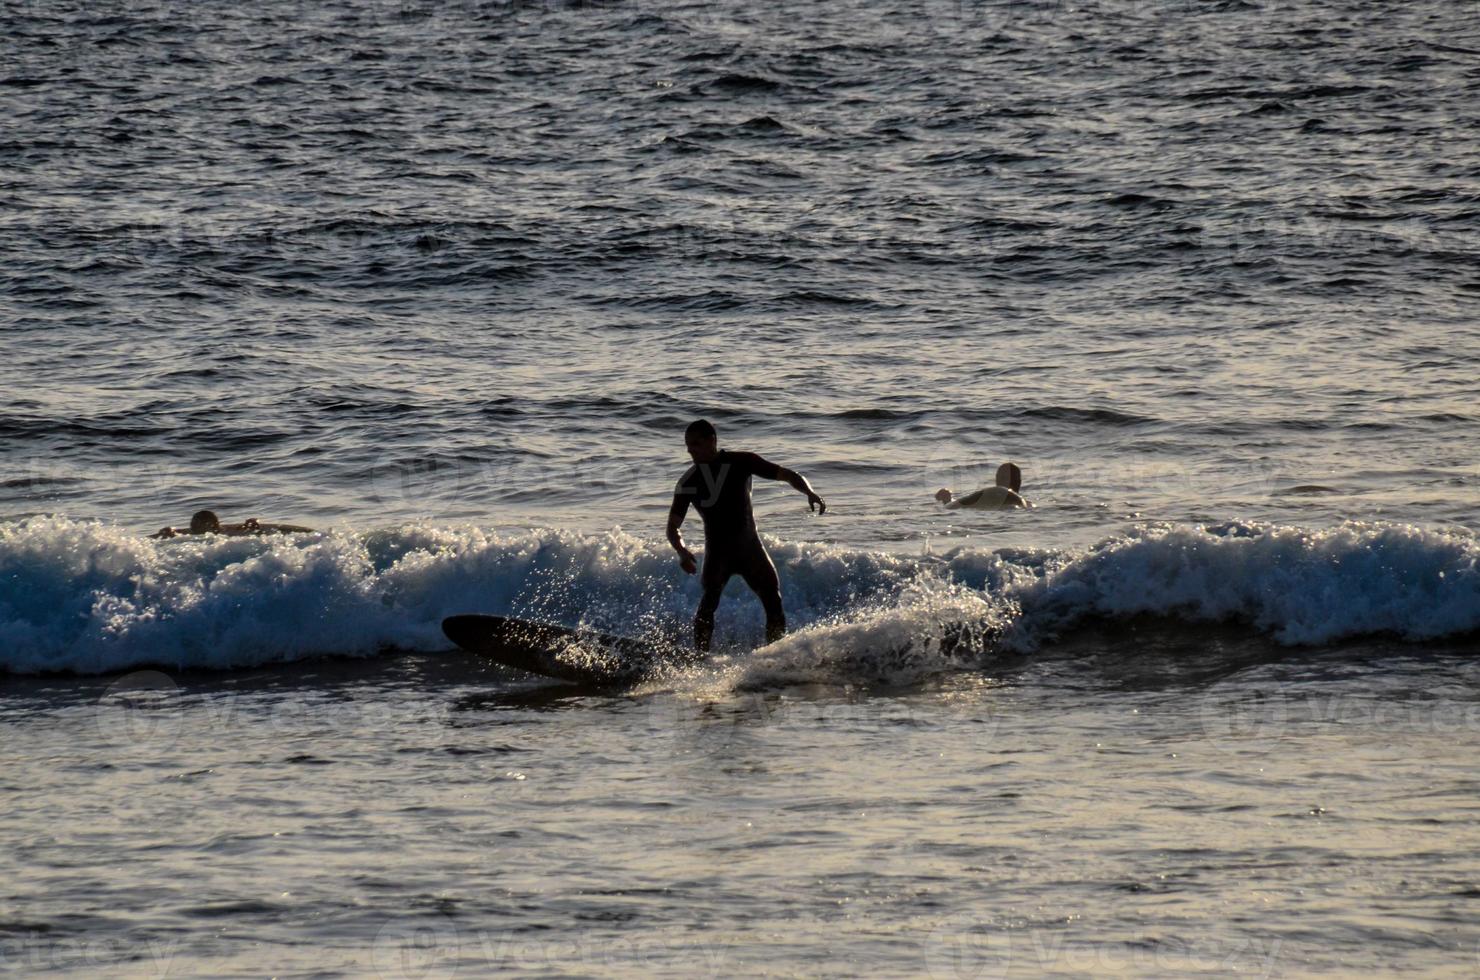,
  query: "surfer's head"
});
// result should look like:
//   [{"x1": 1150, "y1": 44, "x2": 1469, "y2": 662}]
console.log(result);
[
  {"x1": 995, "y1": 462, "x2": 1022, "y2": 493},
  {"x1": 189, "y1": 510, "x2": 221, "y2": 534},
  {"x1": 934, "y1": 488, "x2": 952, "y2": 504},
  {"x1": 684, "y1": 419, "x2": 719, "y2": 464}
]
